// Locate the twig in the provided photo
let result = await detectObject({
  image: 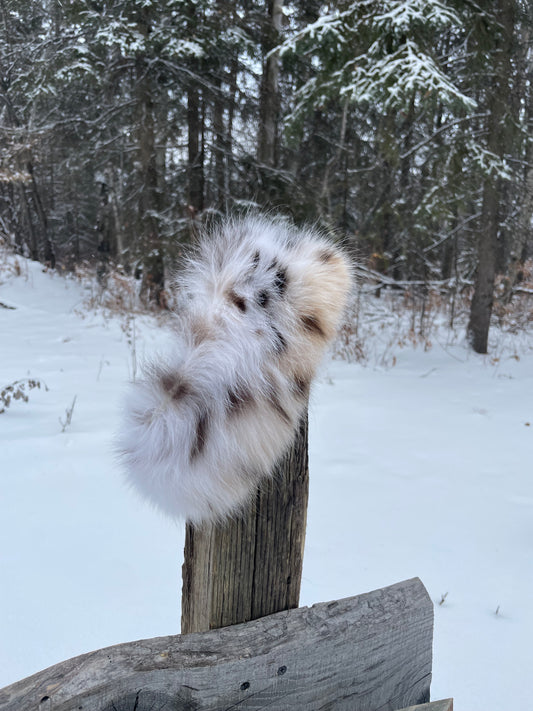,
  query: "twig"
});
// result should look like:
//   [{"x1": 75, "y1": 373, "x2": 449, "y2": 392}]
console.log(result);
[{"x1": 59, "y1": 396, "x2": 77, "y2": 433}]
